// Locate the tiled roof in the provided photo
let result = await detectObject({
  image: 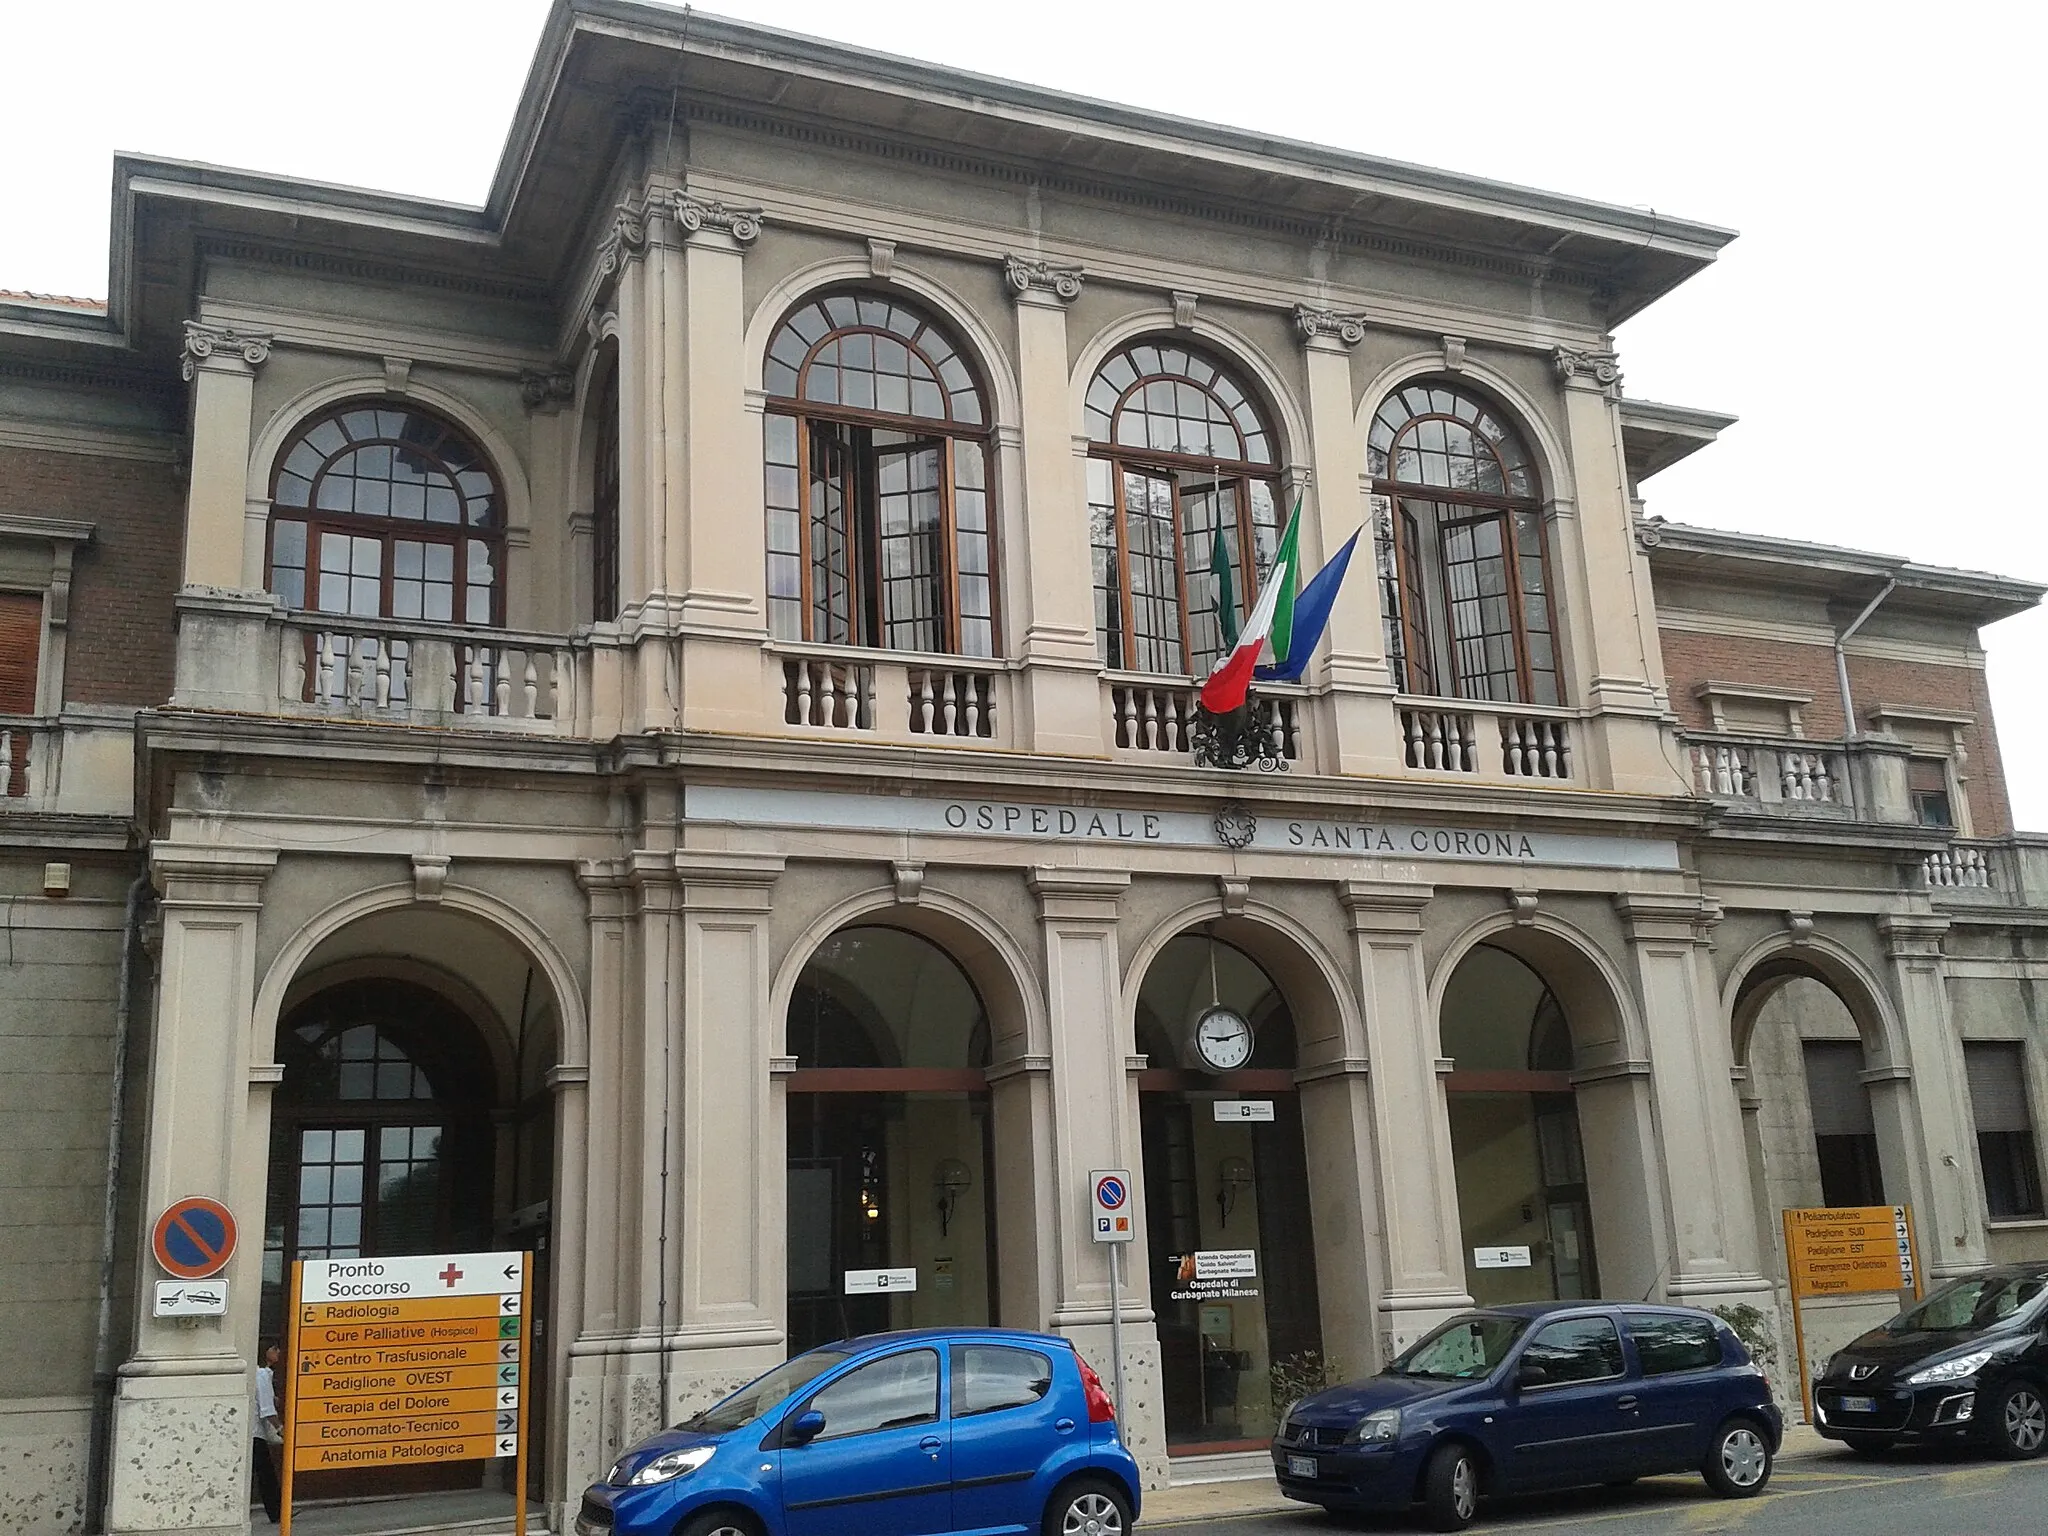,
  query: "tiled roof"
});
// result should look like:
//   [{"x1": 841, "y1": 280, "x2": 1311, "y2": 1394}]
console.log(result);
[{"x1": 0, "y1": 289, "x2": 107, "y2": 311}]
